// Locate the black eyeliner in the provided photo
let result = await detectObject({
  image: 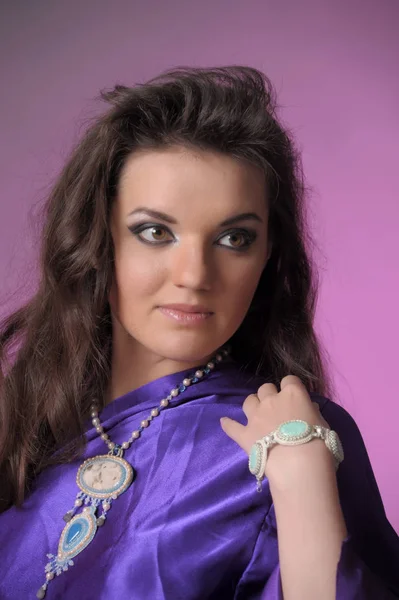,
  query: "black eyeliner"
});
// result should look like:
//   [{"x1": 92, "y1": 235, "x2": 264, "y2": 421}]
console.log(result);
[
  {"x1": 127, "y1": 222, "x2": 174, "y2": 245},
  {"x1": 128, "y1": 222, "x2": 171, "y2": 234},
  {"x1": 127, "y1": 223, "x2": 257, "y2": 251},
  {"x1": 216, "y1": 228, "x2": 258, "y2": 251}
]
